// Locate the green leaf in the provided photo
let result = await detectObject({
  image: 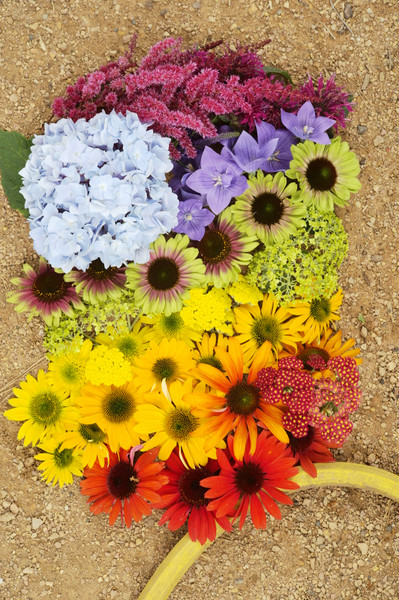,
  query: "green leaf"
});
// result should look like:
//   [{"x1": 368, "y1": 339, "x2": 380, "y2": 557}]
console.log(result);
[
  {"x1": 0, "y1": 129, "x2": 33, "y2": 217},
  {"x1": 263, "y1": 65, "x2": 293, "y2": 85},
  {"x1": 357, "y1": 313, "x2": 365, "y2": 324}
]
